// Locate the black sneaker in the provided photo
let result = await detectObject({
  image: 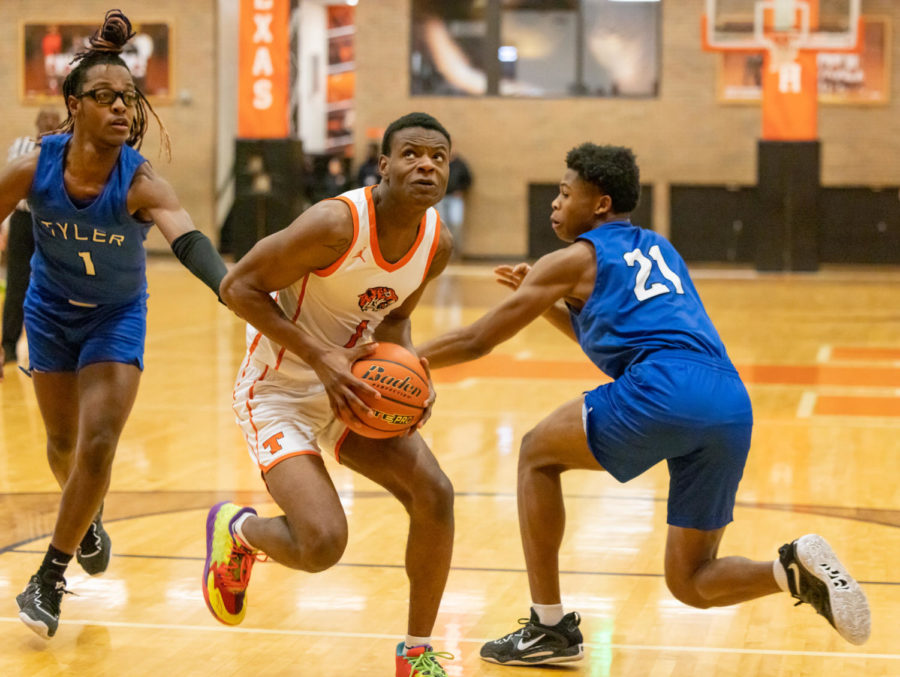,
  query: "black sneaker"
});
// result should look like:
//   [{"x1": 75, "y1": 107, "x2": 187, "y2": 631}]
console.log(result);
[
  {"x1": 16, "y1": 573, "x2": 68, "y2": 639},
  {"x1": 779, "y1": 534, "x2": 871, "y2": 645},
  {"x1": 480, "y1": 608, "x2": 584, "y2": 665},
  {"x1": 76, "y1": 507, "x2": 111, "y2": 576}
]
